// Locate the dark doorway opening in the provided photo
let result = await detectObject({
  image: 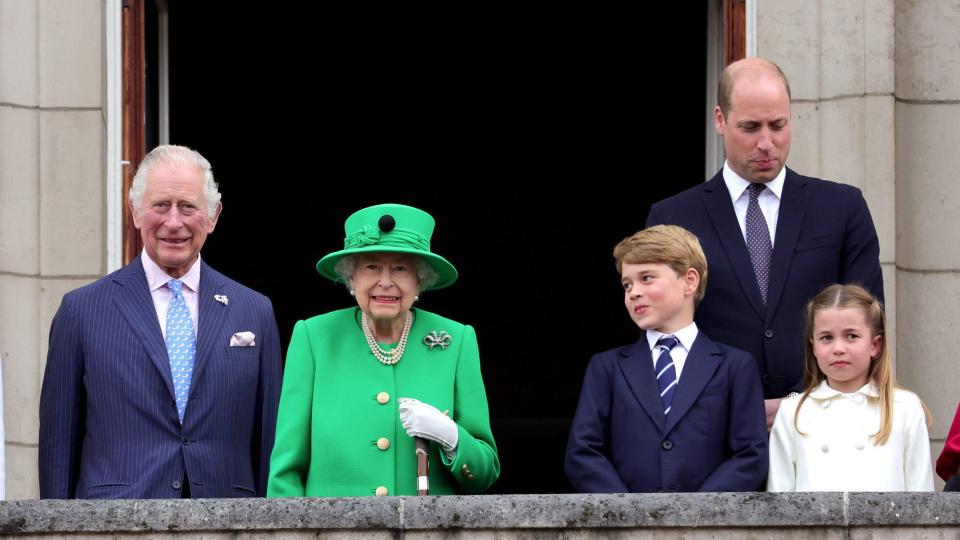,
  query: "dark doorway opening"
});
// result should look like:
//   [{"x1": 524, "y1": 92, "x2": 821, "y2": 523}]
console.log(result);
[{"x1": 168, "y1": 5, "x2": 707, "y2": 493}]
